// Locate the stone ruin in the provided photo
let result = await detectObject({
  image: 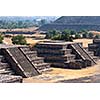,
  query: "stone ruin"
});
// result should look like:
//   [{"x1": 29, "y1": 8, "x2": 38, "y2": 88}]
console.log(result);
[
  {"x1": 0, "y1": 44, "x2": 51, "y2": 83},
  {"x1": 0, "y1": 40, "x2": 99, "y2": 83},
  {"x1": 88, "y1": 39, "x2": 100, "y2": 57},
  {"x1": 35, "y1": 41, "x2": 98, "y2": 69}
]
